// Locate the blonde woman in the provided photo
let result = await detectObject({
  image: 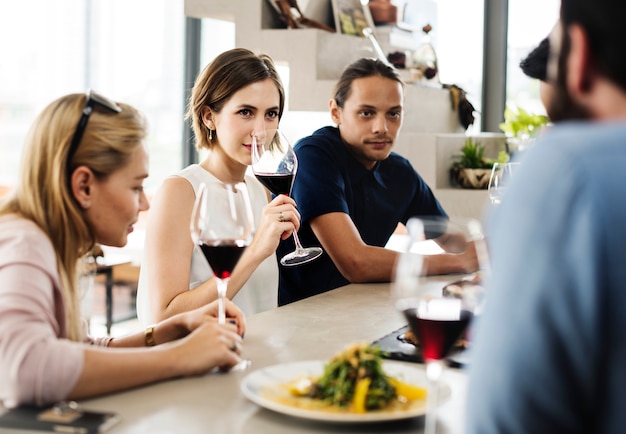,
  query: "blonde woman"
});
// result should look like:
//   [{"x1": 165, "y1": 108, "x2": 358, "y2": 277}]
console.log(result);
[{"x1": 0, "y1": 91, "x2": 245, "y2": 408}]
